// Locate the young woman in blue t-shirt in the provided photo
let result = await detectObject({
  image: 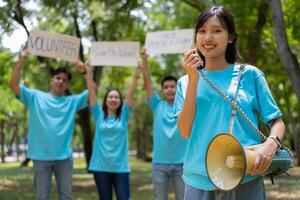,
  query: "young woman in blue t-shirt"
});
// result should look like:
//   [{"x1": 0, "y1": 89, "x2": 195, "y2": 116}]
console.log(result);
[
  {"x1": 85, "y1": 64, "x2": 142, "y2": 200},
  {"x1": 174, "y1": 5, "x2": 286, "y2": 200}
]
